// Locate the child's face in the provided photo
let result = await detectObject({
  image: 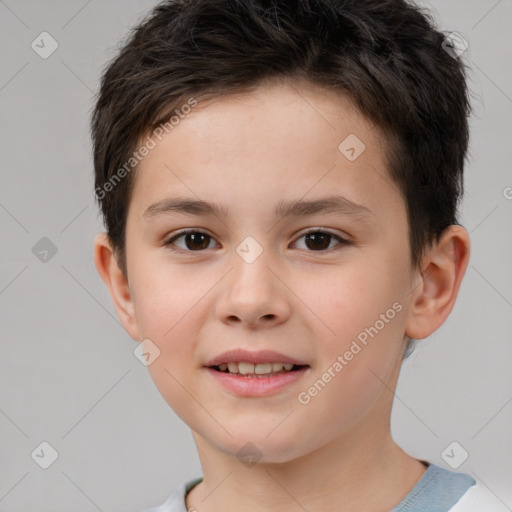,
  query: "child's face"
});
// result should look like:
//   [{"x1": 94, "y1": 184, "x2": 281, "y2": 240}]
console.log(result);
[{"x1": 121, "y1": 81, "x2": 418, "y2": 462}]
